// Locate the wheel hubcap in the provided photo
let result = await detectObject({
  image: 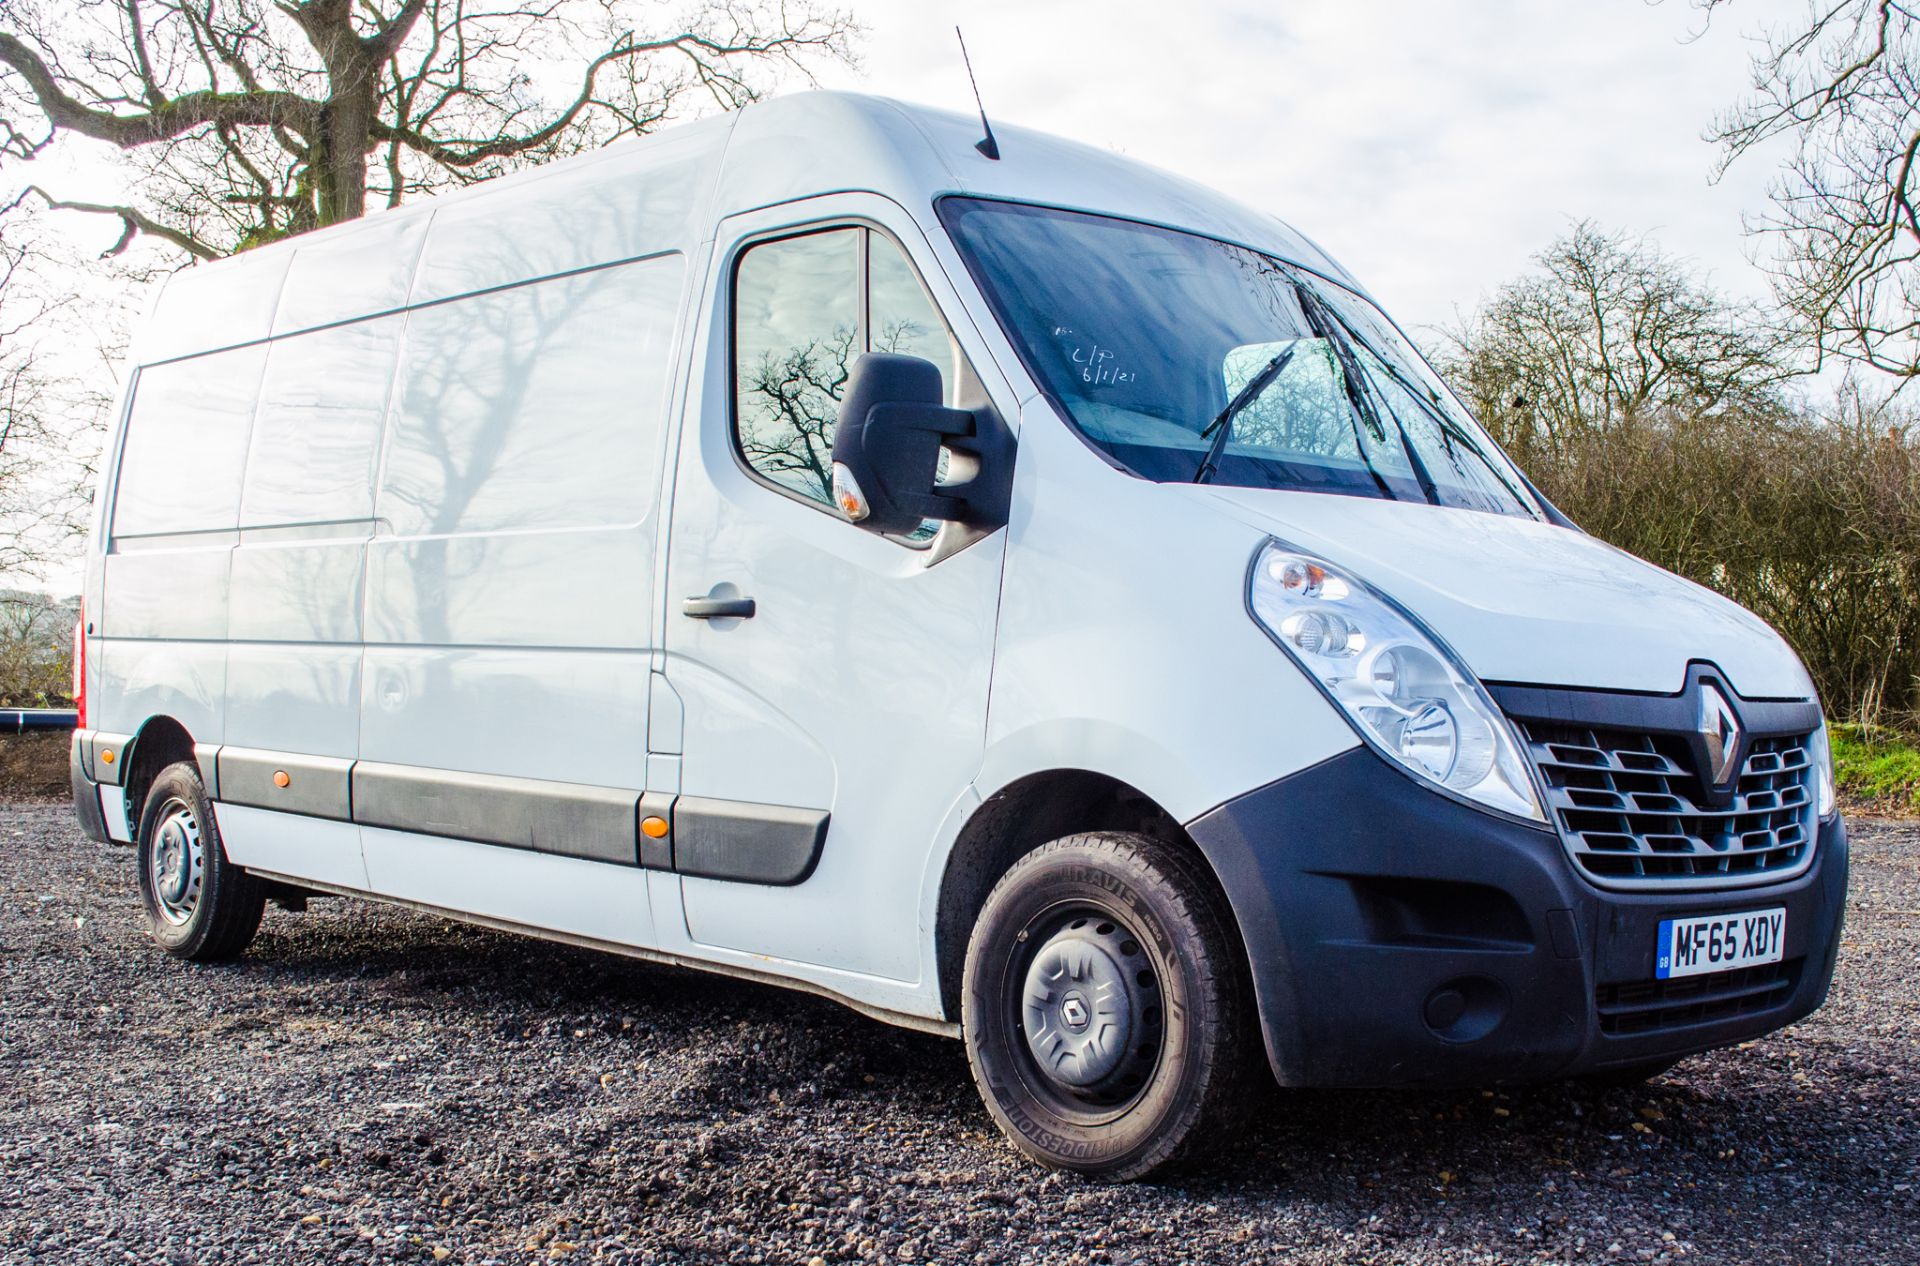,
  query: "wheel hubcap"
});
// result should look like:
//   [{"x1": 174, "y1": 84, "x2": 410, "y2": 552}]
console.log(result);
[
  {"x1": 1019, "y1": 914, "x2": 1160, "y2": 1102},
  {"x1": 148, "y1": 799, "x2": 204, "y2": 927}
]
